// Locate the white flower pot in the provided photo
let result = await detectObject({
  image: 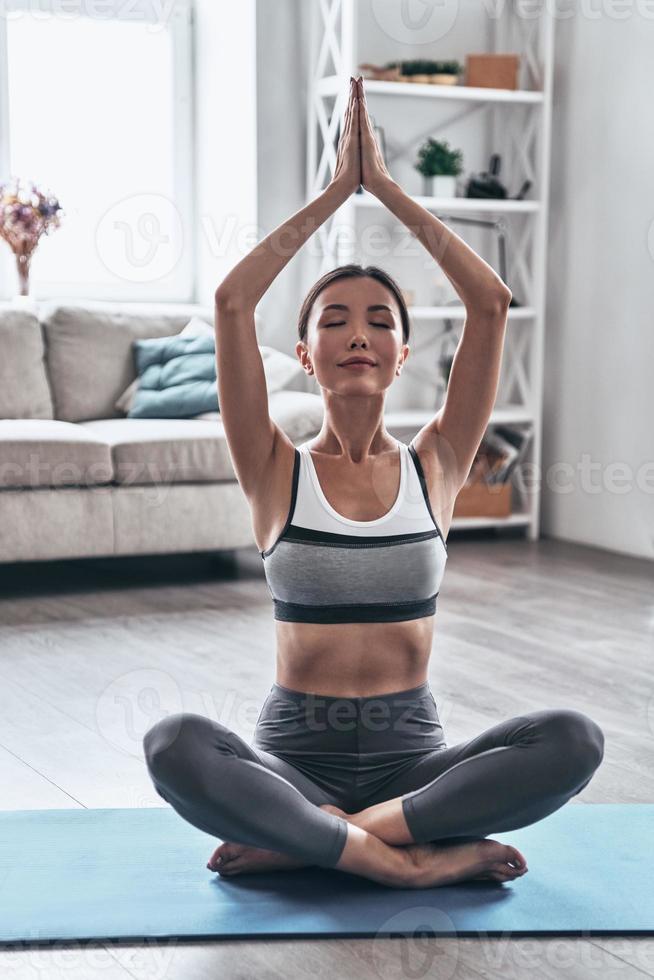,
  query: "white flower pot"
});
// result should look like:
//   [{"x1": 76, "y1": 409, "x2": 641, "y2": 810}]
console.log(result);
[{"x1": 423, "y1": 174, "x2": 458, "y2": 198}]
